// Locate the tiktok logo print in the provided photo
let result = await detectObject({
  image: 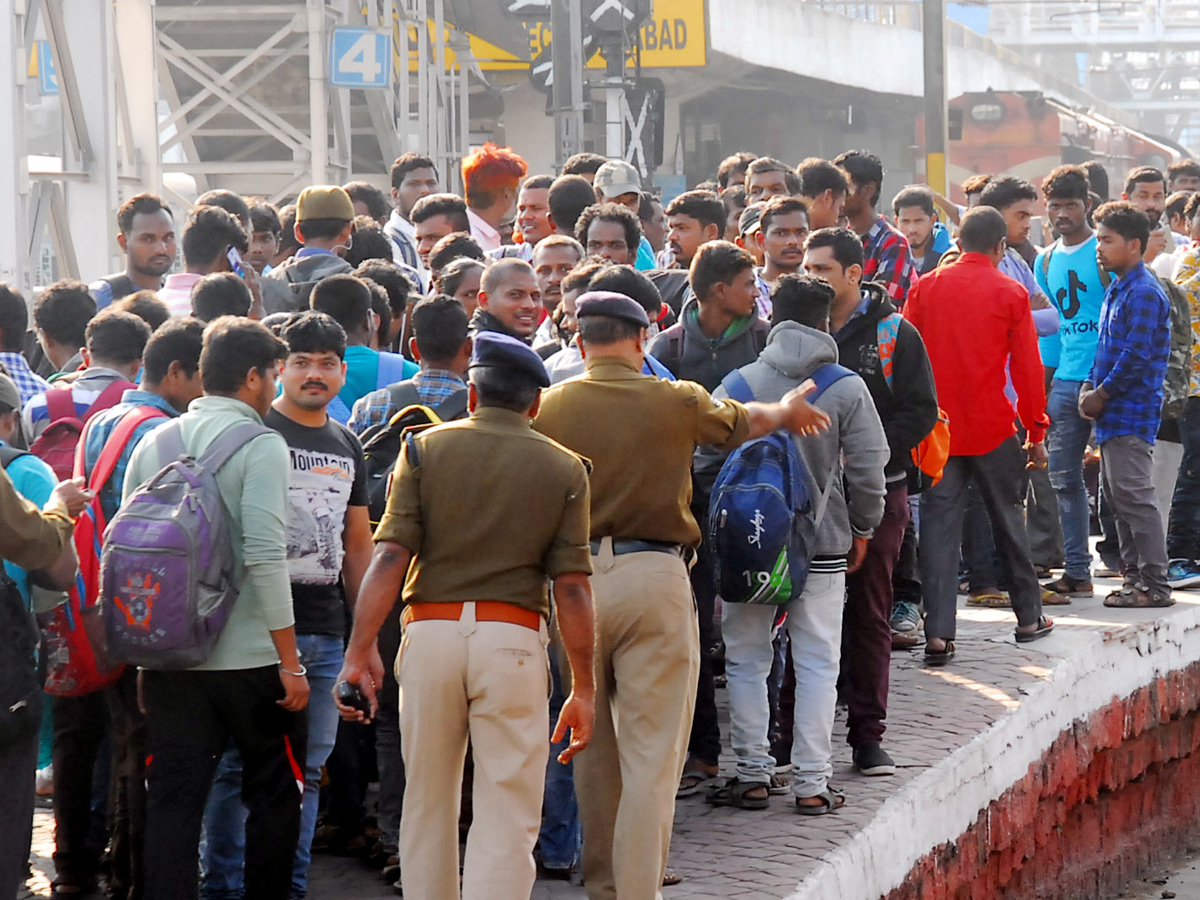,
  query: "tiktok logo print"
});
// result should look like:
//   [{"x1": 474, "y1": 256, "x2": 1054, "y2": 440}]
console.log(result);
[{"x1": 1058, "y1": 269, "x2": 1087, "y2": 321}]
